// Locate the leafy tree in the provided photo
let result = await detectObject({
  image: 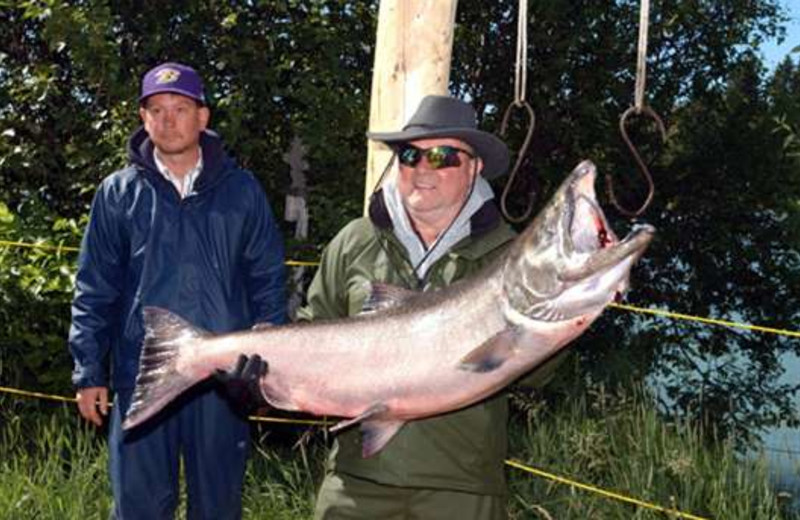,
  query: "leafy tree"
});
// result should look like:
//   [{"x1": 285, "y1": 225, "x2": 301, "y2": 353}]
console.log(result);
[
  {"x1": 0, "y1": 0, "x2": 377, "y2": 242},
  {"x1": 451, "y1": 0, "x2": 799, "y2": 444},
  {"x1": 0, "y1": 0, "x2": 378, "y2": 395},
  {"x1": 0, "y1": 0, "x2": 798, "y2": 448},
  {"x1": 0, "y1": 200, "x2": 82, "y2": 395}
]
